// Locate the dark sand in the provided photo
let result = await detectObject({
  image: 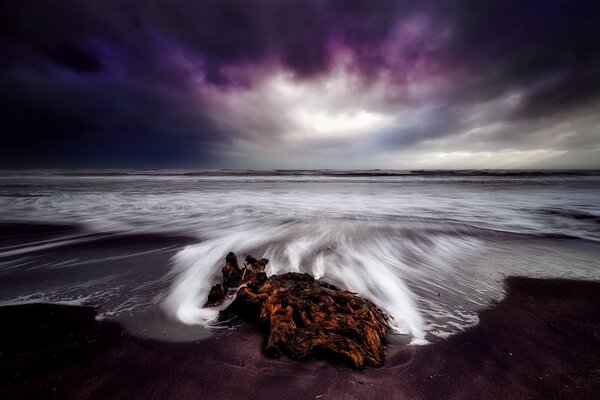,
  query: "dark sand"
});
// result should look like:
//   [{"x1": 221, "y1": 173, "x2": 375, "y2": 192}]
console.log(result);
[{"x1": 1, "y1": 277, "x2": 599, "y2": 400}]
